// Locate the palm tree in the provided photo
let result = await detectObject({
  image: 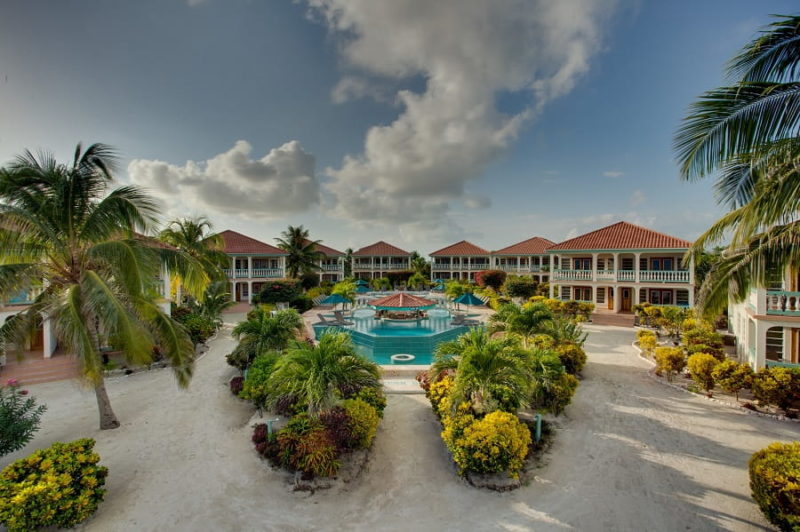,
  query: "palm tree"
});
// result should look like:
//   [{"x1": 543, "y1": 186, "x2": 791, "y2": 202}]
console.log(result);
[
  {"x1": 266, "y1": 331, "x2": 380, "y2": 415},
  {"x1": 507, "y1": 303, "x2": 553, "y2": 347},
  {"x1": 231, "y1": 307, "x2": 303, "y2": 366},
  {"x1": 539, "y1": 317, "x2": 587, "y2": 347},
  {"x1": 410, "y1": 251, "x2": 429, "y2": 277},
  {"x1": 190, "y1": 280, "x2": 236, "y2": 326},
  {"x1": 0, "y1": 143, "x2": 207, "y2": 429},
  {"x1": 488, "y1": 303, "x2": 521, "y2": 334},
  {"x1": 674, "y1": 15, "x2": 800, "y2": 315},
  {"x1": 408, "y1": 272, "x2": 427, "y2": 290},
  {"x1": 275, "y1": 225, "x2": 324, "y2": 279},
  {"x1": 432, "y1": 329, "x2": 530, "y2": 414},
  {"x1": 331, "y1": 280, "x2": 357, "y2": 304}
]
